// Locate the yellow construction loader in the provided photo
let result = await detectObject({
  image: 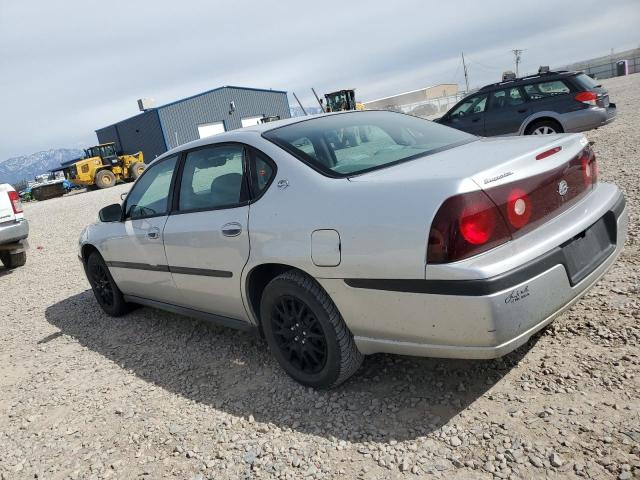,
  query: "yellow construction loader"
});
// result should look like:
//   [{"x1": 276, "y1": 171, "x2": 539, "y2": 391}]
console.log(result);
[
  {"x1": 323, "y1": 89, "x2": 365, "y2": 112},
  {"x1": 67, "y1": 143, "x2": 145, "y2": 189}
]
